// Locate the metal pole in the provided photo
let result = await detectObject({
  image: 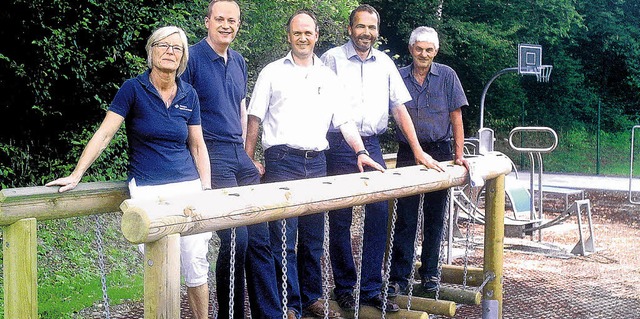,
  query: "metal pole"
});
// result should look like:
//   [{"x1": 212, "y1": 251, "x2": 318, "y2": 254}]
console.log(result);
[
  {"x1": 596, "y1": 100, "x2": 601, "y2": 175},
  {"x1": 479, "y1": 67, "x2": 518, "y2": 130},
  {"x1": 482, "y1": 175, "x2": 505, "y2": 319}
]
